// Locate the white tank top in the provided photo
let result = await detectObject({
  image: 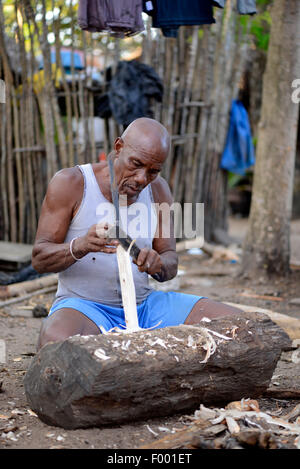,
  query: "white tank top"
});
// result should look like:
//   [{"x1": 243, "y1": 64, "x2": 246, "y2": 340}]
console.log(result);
[{"x1": 53, "y1": 163, "x2": 157, "y2": 307}]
